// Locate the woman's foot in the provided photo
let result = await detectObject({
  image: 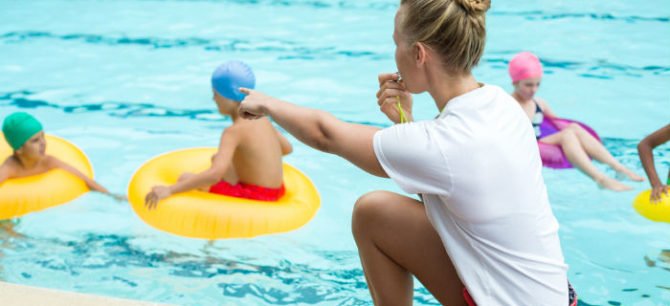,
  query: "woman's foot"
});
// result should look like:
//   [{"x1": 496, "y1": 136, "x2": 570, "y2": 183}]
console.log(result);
[
  {"x1": 615, "y1": 167, "x2": 645, "y2": 182},
  {"x1": 596, "y1": 176, "x2": 633, "y2": 191}
]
